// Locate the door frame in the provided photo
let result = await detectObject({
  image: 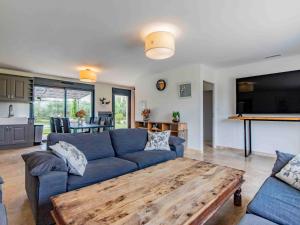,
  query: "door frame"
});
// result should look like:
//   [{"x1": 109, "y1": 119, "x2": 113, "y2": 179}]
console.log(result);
[
  {"x1": 112, "y1": 88, "x2": 131, "y2": 128},
  {"x1": 202, "y1": 81, "x2": 215, "y2": 149}
]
